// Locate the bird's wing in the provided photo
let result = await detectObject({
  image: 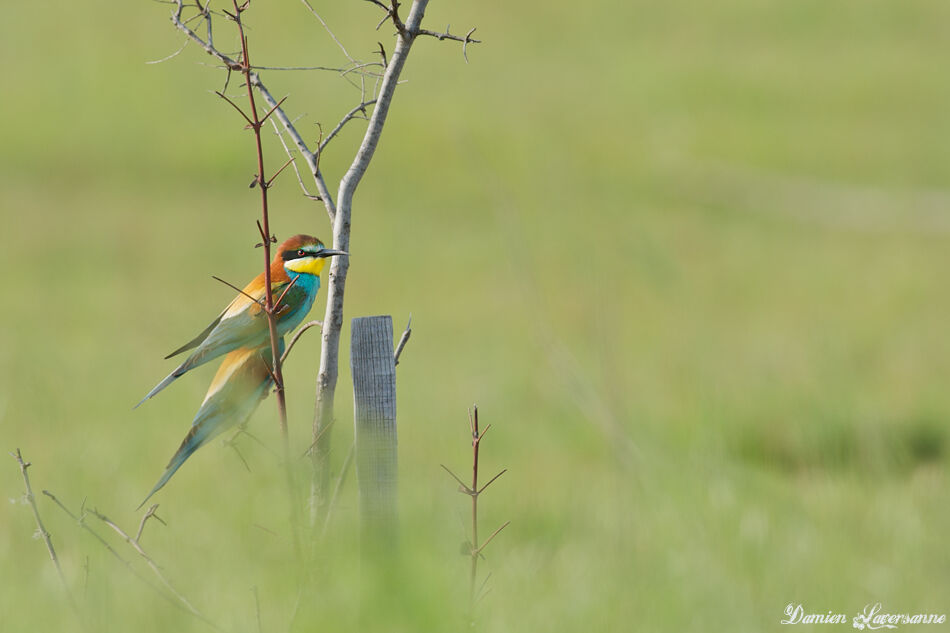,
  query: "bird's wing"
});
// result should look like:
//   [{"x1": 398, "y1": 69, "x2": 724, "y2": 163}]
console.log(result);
[
  {"x1": 161, "y1": 271, "x2": 269, "y2": 360},
  {"x1": 194, "y1": 276, "x2": 300, "y2": 355},
  {"x1": 163, "y1": 309, "x2": 226, "y2": 359},
  {"x1": 136, "y1": 275, "x2": 298, "y2": 408}
]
